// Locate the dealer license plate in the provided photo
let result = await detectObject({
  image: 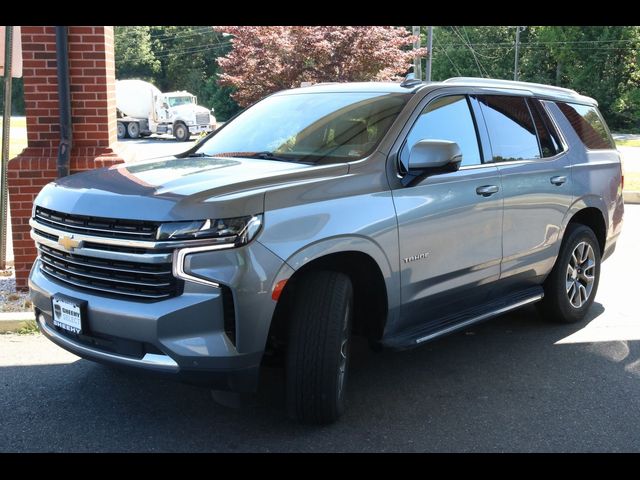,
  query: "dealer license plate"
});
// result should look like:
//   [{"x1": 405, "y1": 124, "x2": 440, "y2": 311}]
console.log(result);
[{"x1": 52, "y1": 295, "x2": 84, "y2": 334}]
